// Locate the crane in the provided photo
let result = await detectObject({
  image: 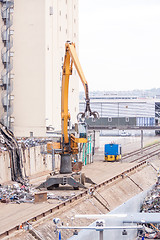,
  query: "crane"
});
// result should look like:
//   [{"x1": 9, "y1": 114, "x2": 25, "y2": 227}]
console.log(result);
[
  {"x1": 60, "y1": 41, "x2": 99, "y2": 174},
  {"x1": 39, "y1": 41, "x2": 99, "y2": 190}
]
